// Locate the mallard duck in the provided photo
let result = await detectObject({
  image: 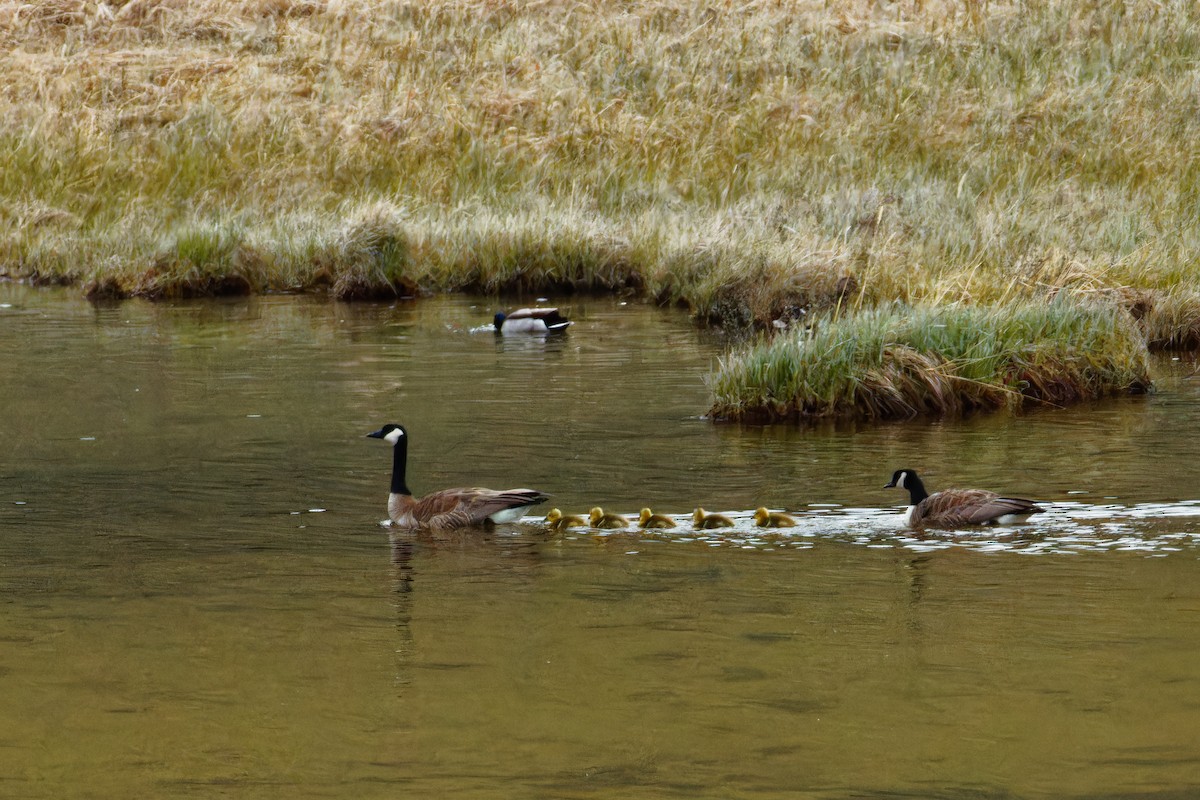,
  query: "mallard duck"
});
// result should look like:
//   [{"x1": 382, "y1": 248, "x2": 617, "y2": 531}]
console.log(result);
[
  {"x1": 367, "y1": 424, "x2": 548, "y2": 530},
  {"x1": 589, "y1": 506, "x2": 630, "y2": 529},
  {"x1": 753, "y1": 507, "x2": 797, "y2": 528},
  {"x1": 545, "y1": 508, "x2": 587, "y2": 531},
  {"x1": 638, "y1": 508, "x2": 677, "y2": 529},
  {"x1": 692, "y1": 507, "x2": 735, "y2": 529},
  {"x1": 493, "y1": 307, "x2": 572, "y2": 334},
  {"x1": 884, "y1": 468, "x2": 1044, "y2": 528}
]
